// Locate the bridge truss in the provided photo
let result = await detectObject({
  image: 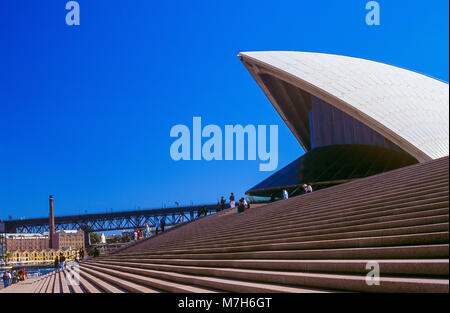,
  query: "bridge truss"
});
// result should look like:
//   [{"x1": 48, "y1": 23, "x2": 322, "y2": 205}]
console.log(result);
[{"x1": 4, "y1": 204, "x2": 223, "y2": 234}]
